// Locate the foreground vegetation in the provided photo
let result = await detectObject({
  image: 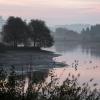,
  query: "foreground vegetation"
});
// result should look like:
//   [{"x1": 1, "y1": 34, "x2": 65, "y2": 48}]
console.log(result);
[{"x1": 0, "y1": 66, "x2": 100, "y2": 100}]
